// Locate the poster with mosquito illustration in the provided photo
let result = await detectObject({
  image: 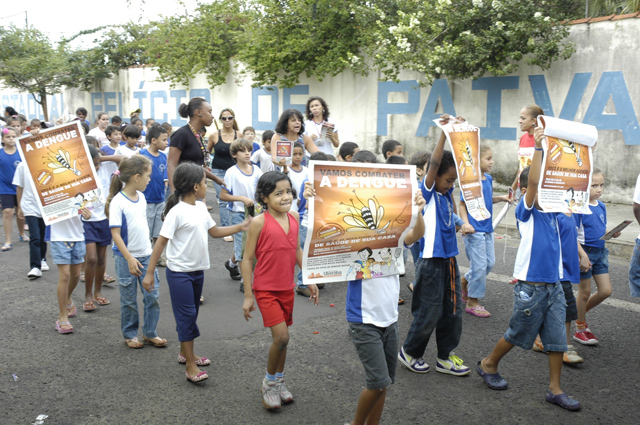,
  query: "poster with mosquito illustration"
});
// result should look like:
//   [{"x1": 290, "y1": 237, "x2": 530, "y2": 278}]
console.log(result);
[
  {"x1": 537, "y1": 116, "x2": 598, "y2": 214},
  {"x1": 302, "y1": 161, "x2": 418, "y2": 285},
  {"x1": 434, "y1": 117, "x2": 490, "y2": 222},
  {"x1": 16, "y1": 121, "x2": 100, "y2": 225}
]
